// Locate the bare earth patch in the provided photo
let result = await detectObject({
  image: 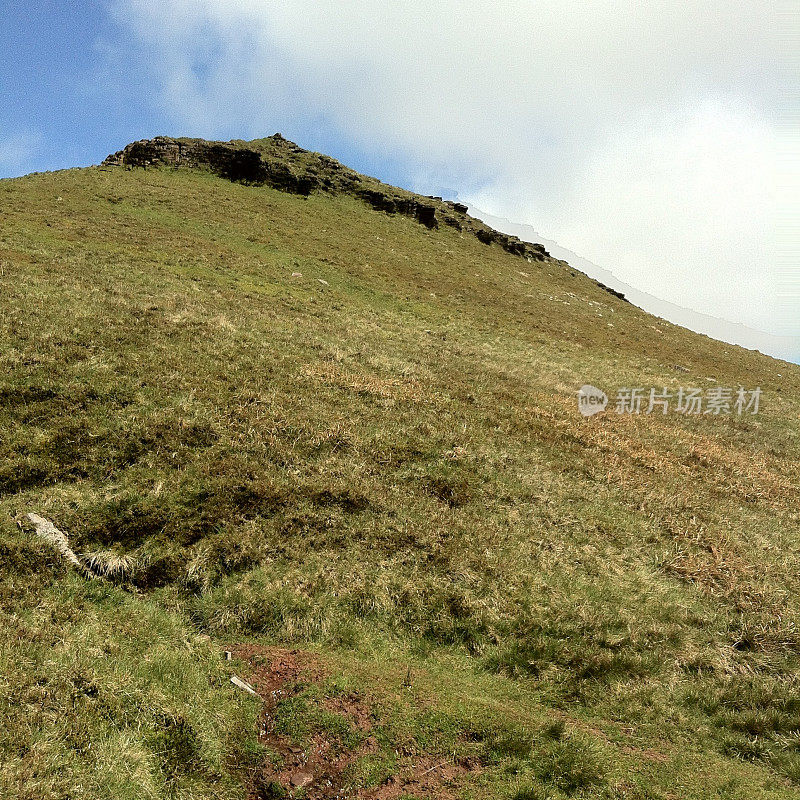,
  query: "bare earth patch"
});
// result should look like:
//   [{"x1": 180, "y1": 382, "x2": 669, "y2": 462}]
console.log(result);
[{"x1": 232, "y1": 646, "x2": 478, "y2": 800}]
